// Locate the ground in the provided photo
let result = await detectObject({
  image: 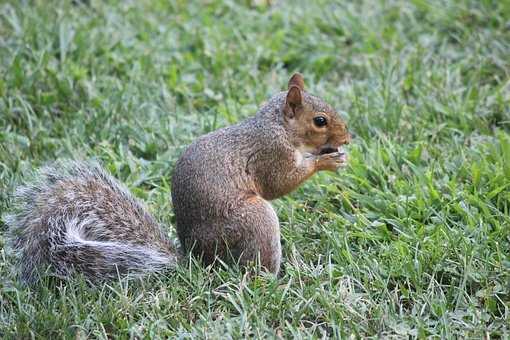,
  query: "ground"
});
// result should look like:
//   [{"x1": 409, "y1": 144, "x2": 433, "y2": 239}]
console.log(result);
[{"x1": 0, "y1": 0, "x2": 509, "y2": 338}]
